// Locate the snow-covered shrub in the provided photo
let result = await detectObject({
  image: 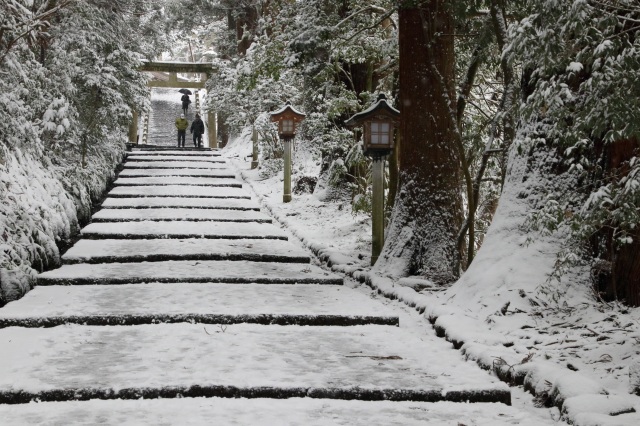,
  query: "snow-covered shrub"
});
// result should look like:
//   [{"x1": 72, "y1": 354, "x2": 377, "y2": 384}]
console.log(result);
[
  {"x1": 259, "y1": 158, "x2": 284, "y2": 179},
  {"x1": 293, "y1": 176, "x2": 317, "y2": 194},
  {"x1": 0, "y1": 0, "x2": 155, "y2": 304},
  {"x1": 507, "y1": 0, "x2": 640, "y2": 305}
]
